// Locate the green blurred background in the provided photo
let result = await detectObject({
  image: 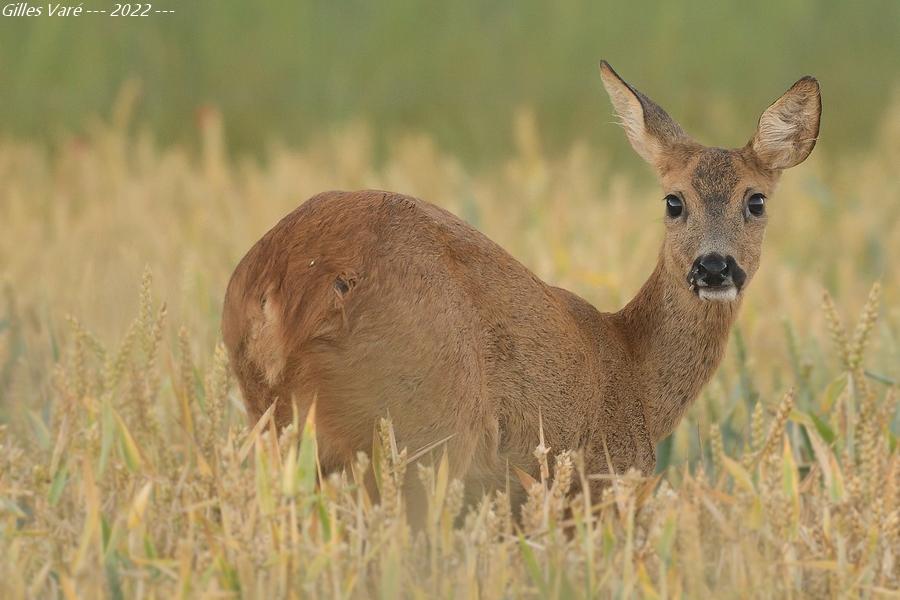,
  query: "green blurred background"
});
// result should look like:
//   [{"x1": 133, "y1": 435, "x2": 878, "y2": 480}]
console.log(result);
[{"x1": 1, "y1": 0, "x2": 898, "y2": 164}]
